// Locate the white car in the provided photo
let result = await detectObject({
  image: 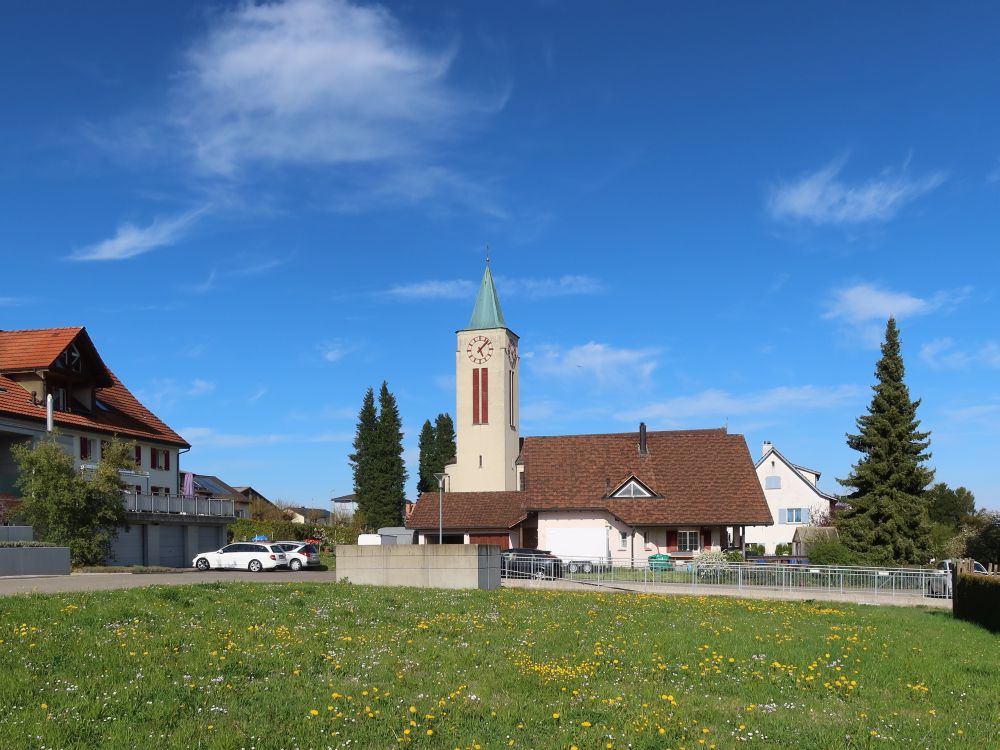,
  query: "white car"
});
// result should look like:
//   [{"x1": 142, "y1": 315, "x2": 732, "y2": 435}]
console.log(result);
[
  {"x1": 193, "y1": 542, "x2": 287, "y2": 572},
  {"x1": 271, "y1": 541, "x2": 322, "y2": 571}
]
